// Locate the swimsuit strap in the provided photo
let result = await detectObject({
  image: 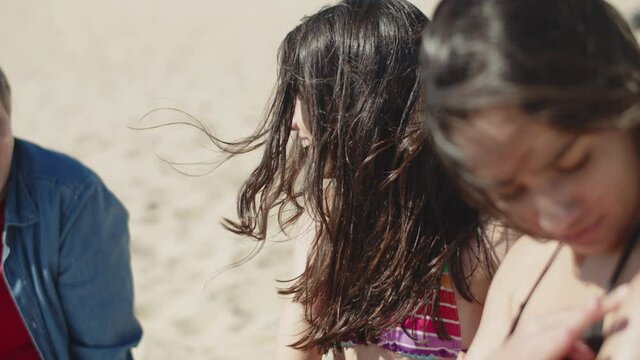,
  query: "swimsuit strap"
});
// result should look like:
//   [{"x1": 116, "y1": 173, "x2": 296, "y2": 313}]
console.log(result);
[
  {"x1": 507, "y1": 243, "x2": 564, "y2": 336},
  {"x1": 607, "y1": 222, "x2": 640, "y2": 290},
  {"x1": 583, "y1": 221, "x2": 640, "y2": 351}
]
